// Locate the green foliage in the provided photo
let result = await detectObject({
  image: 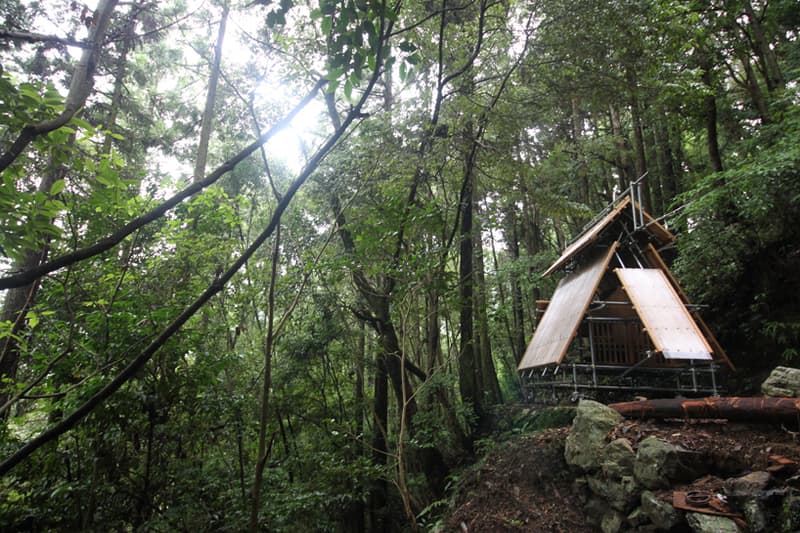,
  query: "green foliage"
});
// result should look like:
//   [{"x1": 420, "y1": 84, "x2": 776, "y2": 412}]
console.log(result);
[{"x1": 675, "y1": 101, "x2": 800, "y2": 368}]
